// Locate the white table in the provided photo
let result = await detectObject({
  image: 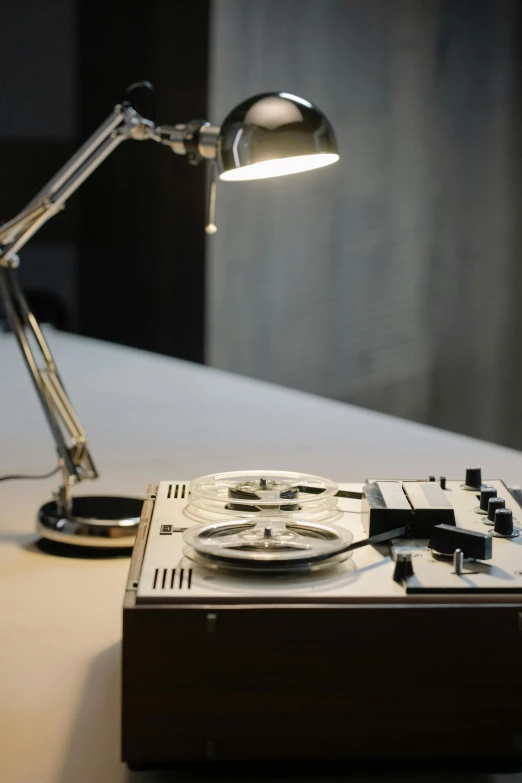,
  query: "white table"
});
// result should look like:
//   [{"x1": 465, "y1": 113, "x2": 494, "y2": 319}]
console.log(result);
[{"x1": 2, "y1": 330, "x2": 522, "y2": 783}]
